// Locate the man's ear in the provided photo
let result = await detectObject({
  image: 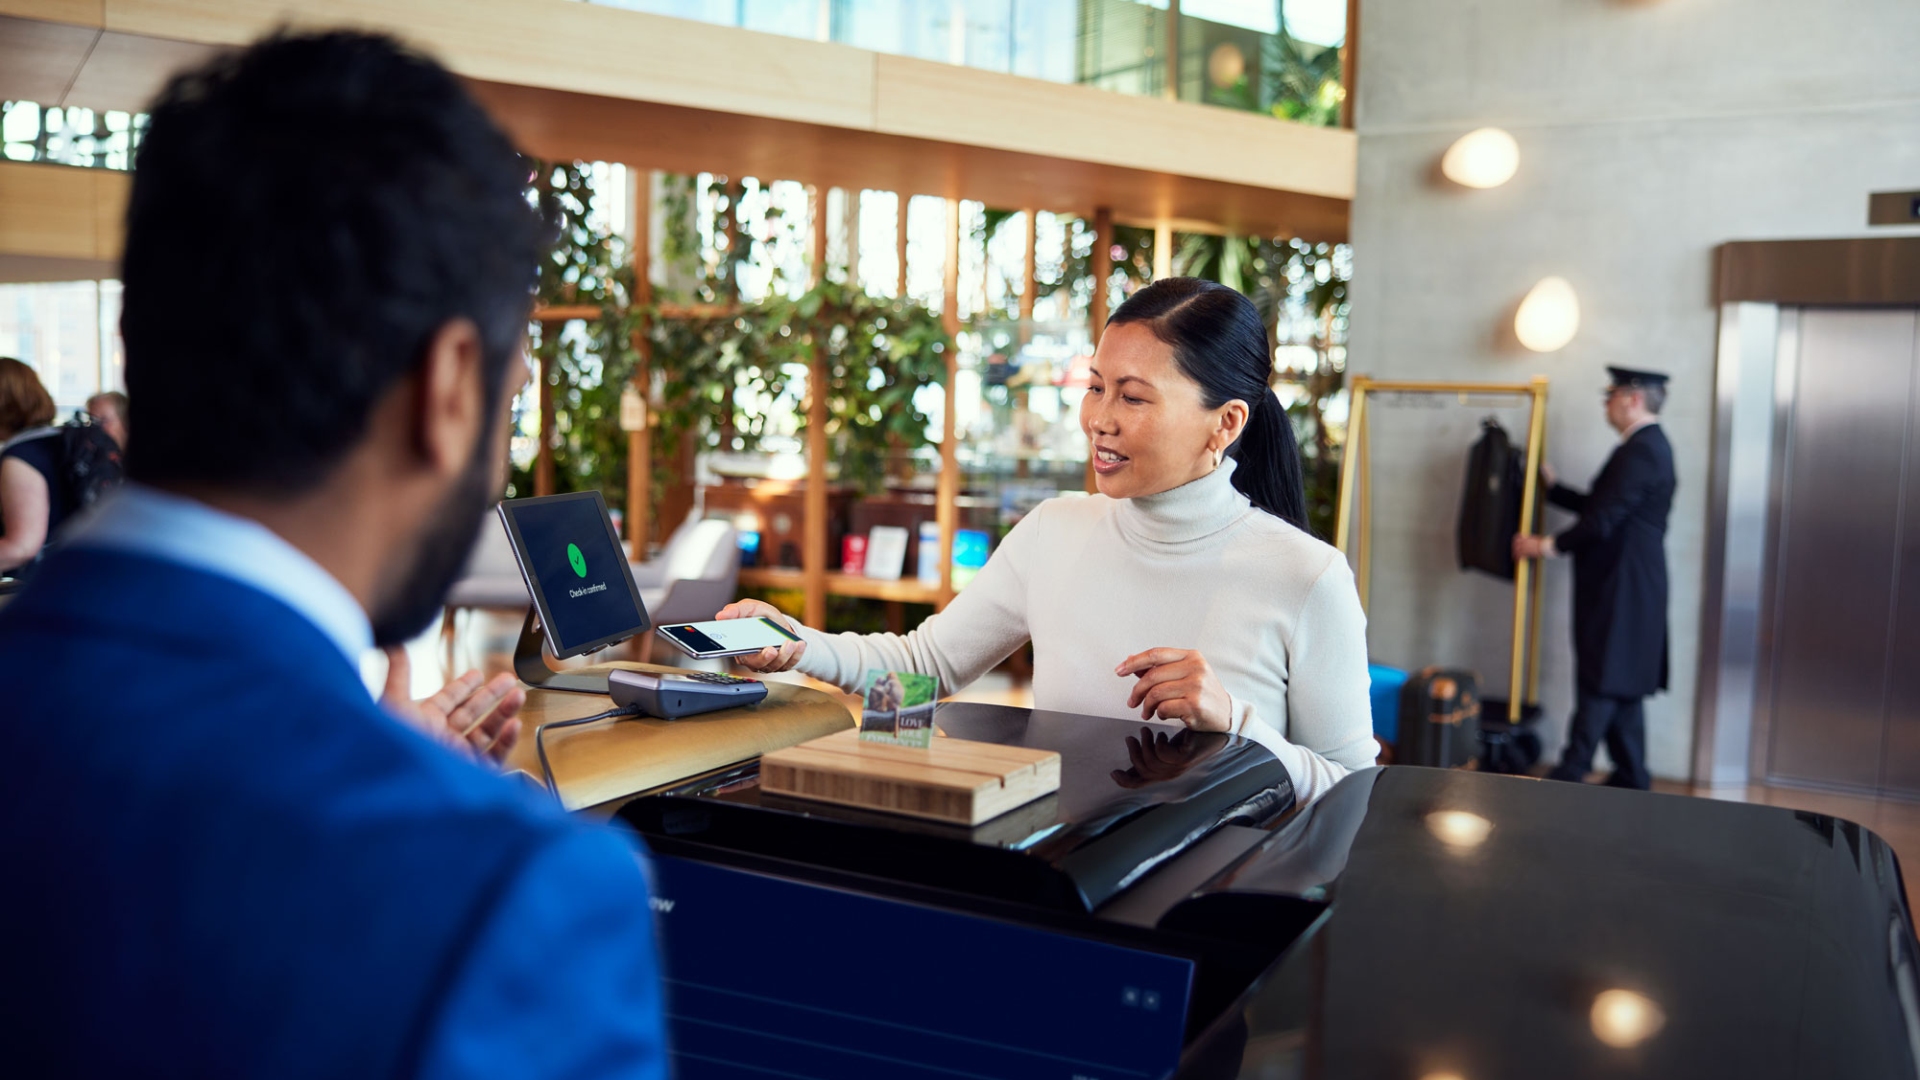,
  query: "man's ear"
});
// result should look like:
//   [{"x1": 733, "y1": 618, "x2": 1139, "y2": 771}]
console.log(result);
[{"x1": 415, "y1": 317, "x2": 486, "y2": 477}]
